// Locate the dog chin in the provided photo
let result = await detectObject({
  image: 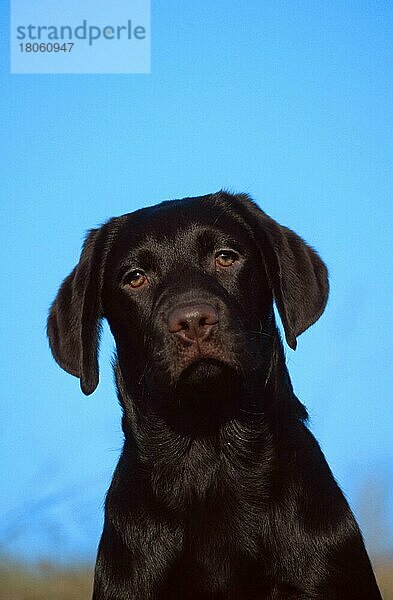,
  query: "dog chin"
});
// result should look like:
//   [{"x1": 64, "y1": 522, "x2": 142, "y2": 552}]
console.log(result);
[{"x1": 176, "y1": 358, "x2": 238, "y2": 393}]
